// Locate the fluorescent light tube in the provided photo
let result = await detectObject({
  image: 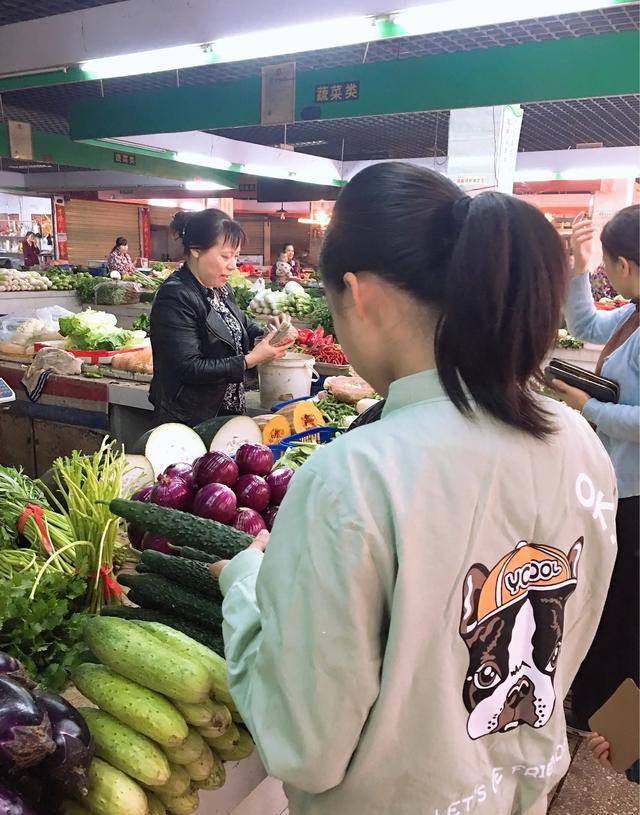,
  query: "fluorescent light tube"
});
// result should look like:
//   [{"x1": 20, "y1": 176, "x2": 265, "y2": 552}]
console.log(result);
[
  {"x1": 176, "y1": 152, "x2": 234, "y2": 172},
  {"x1": 184, "y1": 180, "x2": 231, "y2": 191},
  {"x1": 81, "y1": 44, "x2": 212, "y2": 80},
  {"x1": 215, "y1": 17, "x2": 377, "y2": 63}
]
